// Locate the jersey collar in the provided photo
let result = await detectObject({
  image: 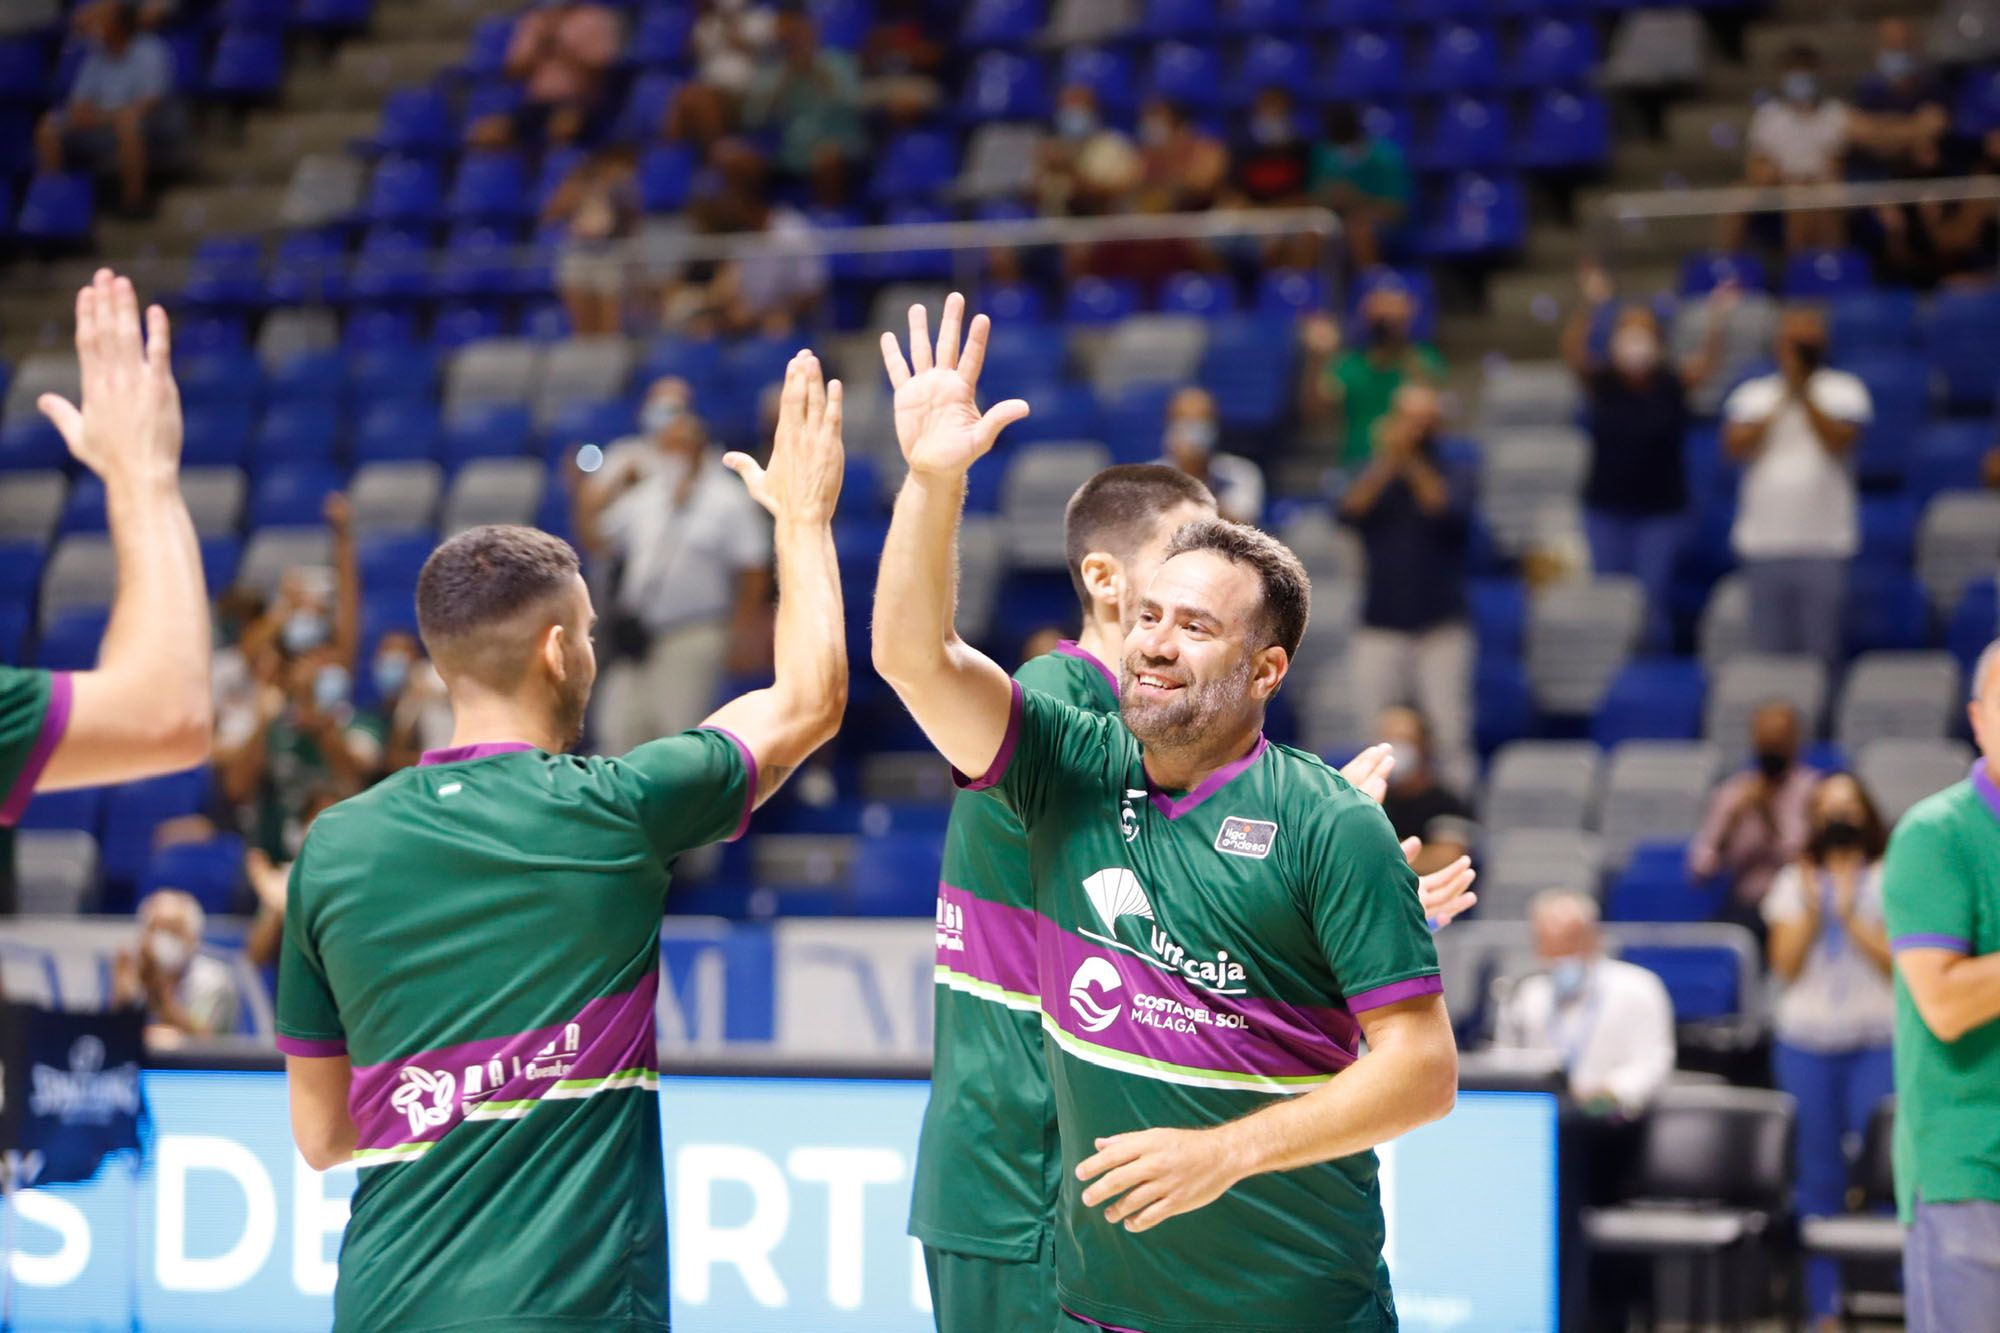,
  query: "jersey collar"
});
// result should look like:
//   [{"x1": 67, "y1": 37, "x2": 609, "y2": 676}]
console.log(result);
[
  {"x1": 1146, "y1": 734, "x2": 1270, "y2": 821},
  {"x1": 419, "y1": 742, "x2": 538, "y2": 766},
  {"x1": 1055, "y1": 640, "x2": 1120, "y2": 699},
  {"x1": 1973, "y1": 760, "x2": 2000, "y2": 823}
]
